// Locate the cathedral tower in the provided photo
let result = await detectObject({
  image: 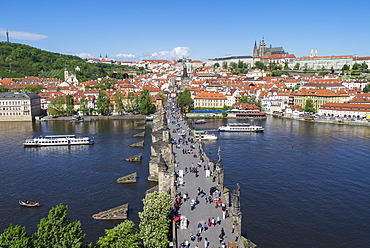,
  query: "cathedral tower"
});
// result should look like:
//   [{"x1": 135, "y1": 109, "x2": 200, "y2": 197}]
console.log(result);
[{"x1": 259, "y1": 36, "x2": 266, "y2": 57}]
